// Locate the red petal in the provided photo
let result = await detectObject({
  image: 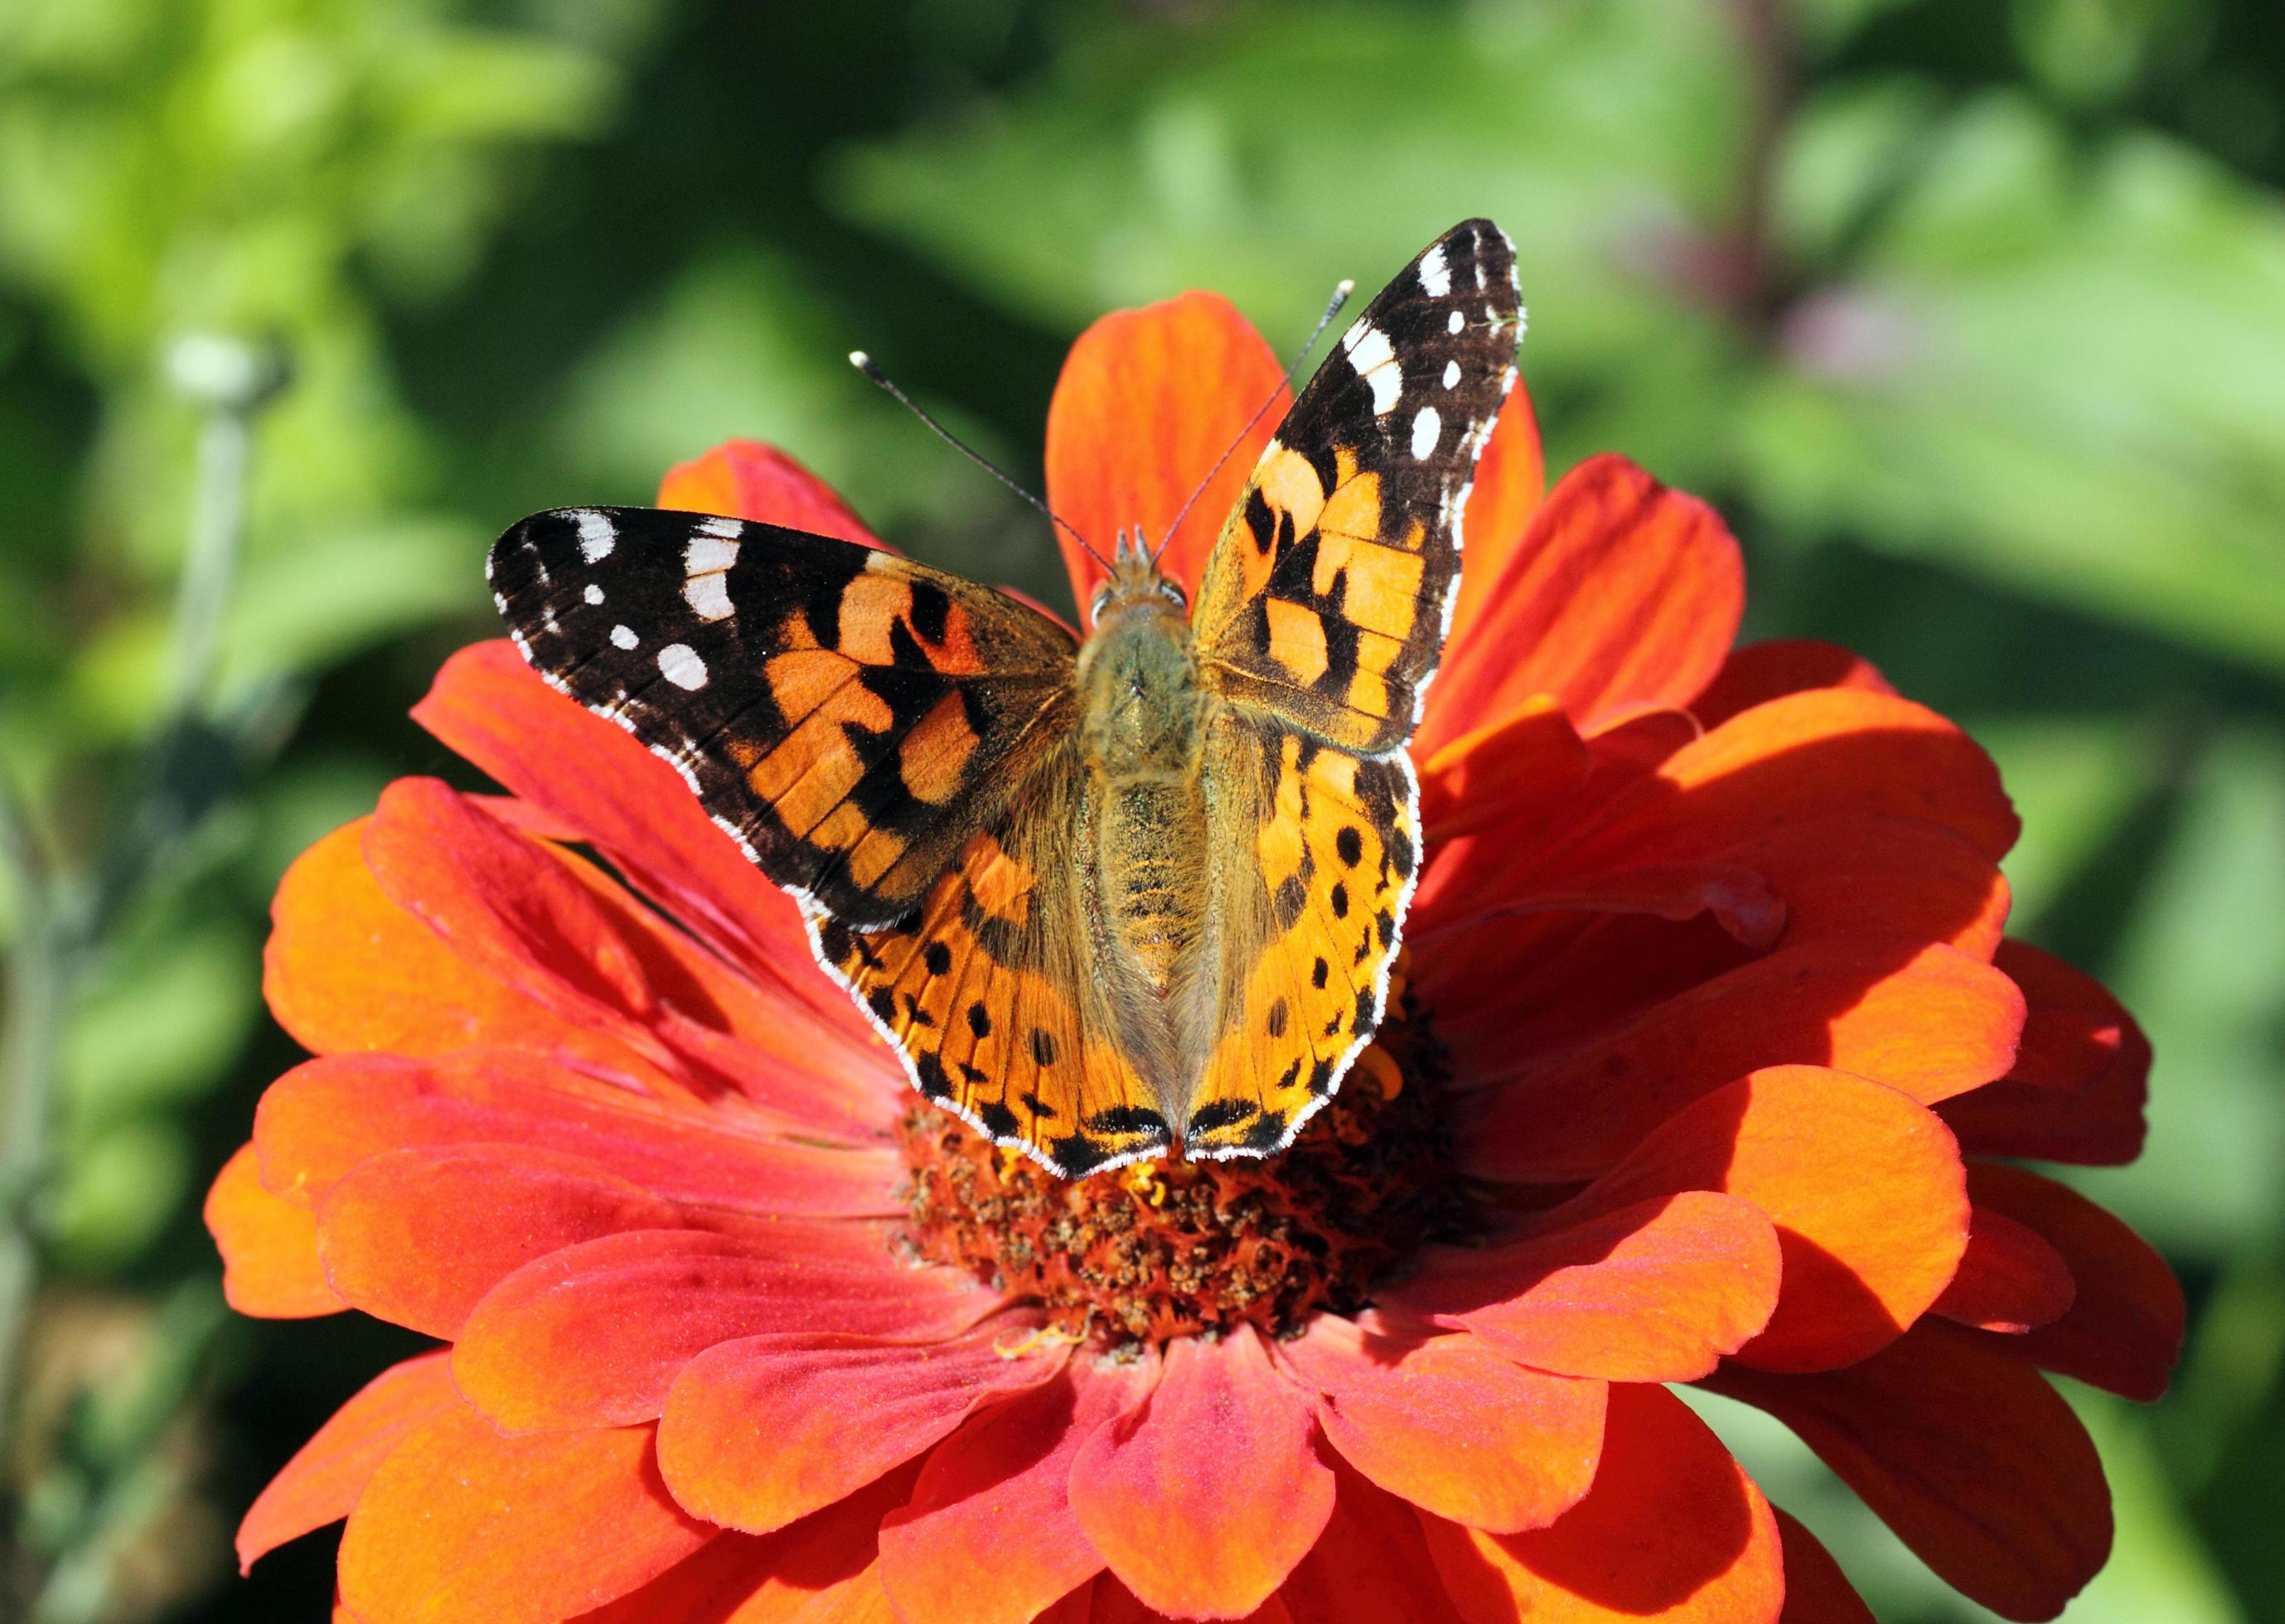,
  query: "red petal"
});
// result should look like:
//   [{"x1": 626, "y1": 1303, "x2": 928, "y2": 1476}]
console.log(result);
[
  {"x1": 336, "y1": 1404, "x2": 713, "y2": 1624},
  {"x1": 1441, "y1": 384, "x2": 1547, "y2": 660},
  {"x1": 1963, "y1": 1163, "x2": 2184, "y2": 1400},
  {"x1": 1465, "y1": 941, "x2": 2025, "y2": 1182},
  {"x1": 1692, "y1": 640, "x2": 1895, "y2": 730},
  {"x1": 1272, "y1": 1463, "x2": 1465, "y2": 1622},
  {"x1": 1419, "y1": 1384, "x2": 1784, "y2": 1624},
  {"x1": 1276, "y1": 1314, "x2": 1605, "y2": 1531},
  {"x1": 1706, "y1": 1320, "x2": 2111, "y2": 1622},
  {"x1": 454, "y1": 1225, "x2": 990, "y2": 1433},
  {"x1": 1566, "y1": 1066, "x2": 1968, "y2": 1372},
  {"x1": 238, "y1": 1352, "x2": 457, "y2": 1572},
  {"x1": 1938, "y1": 947, "x2": 2151, "y2": 1165},
  {"x1": 571, "y1": 1465, "x2": 922, "y2": 1624},
  {"x1": 1044, "y1": 292, "x2": 1286, "y2": 620},
  {"x1": 1416, "y1": 695, "x2": 1594, "y2": 847},
  {"x1": 255, "y1": 1051, "x2": 899, "y2": 1220},
  {"x1": 414, "y1": 641, "x2": 882, "y2": 1063},
  {"x1": 1931, "y1": 1206, "x2": 2076, "y2": 1335},
  {"x1": 656, "y1": 440, "x2": 887, "y2": 549},
  {"x1": 265, "y1": 819, "x2": 639, "y2": 1073},
  {"x1": 317, "y1": 1145, "x2": 682, "y2": 1338},
  {"x1": 1391, "y1": 1192, "x2": 1780, "y2": 1383},
  {"x1": 206, "y1": 1143, "x2": 344, "y2": 1318},
  {"x1": 1774, "y1": 1508, "x2": 1875, "y2": 1624},
  {"x1": 655, "y1": 1317, "x2": 1064, "y2": 1534},
  {"x1": 1068, "y1": 1325, "x2": 1334, "y2": 1619},
  {"x1": 879, "y1": 1358, "x2": 1156, "y2": 1624},
  {"x1": 1421, "y1": 454, "x2": 1744, "y2": 755}
]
